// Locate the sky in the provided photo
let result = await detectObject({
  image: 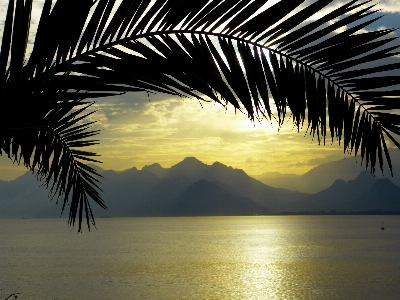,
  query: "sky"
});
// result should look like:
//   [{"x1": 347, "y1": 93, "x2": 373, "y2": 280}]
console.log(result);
[{"x1": 1, "y1": 0, "x2": 400, "y2": 181}]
